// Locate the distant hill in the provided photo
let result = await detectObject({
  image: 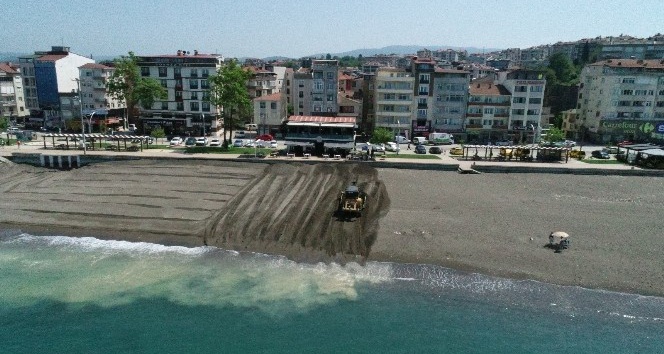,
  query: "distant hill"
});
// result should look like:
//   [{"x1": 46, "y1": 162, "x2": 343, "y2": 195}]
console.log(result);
[
  {"x1": 307, "y1": 45, "x2": 501, "y2": 59},
  {"x1": 0, "y1": 52, "x2": 27, "y2": 62}
]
